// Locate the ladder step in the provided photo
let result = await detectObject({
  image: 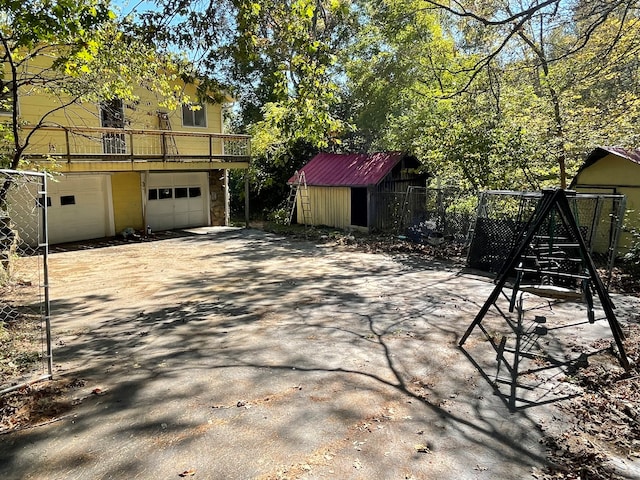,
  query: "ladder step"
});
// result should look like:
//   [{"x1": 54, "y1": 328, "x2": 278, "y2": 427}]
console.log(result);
[
  {"x1": 532, "y1": 243, "x2": 580, "y2": 249},
  {"x1": 533, "y1": 235, "x2": 569, "y2": 242}
]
